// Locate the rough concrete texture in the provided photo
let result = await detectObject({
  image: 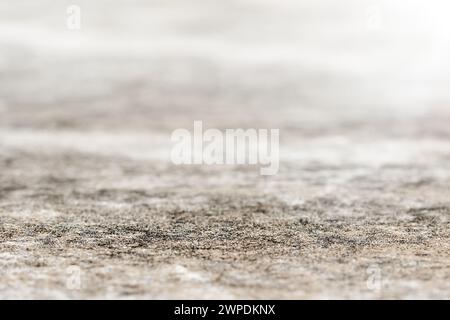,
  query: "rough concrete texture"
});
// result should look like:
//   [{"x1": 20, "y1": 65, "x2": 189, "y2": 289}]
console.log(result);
[{"x1": 0, "y1": 0, "x2": 449, "y2": 299}]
